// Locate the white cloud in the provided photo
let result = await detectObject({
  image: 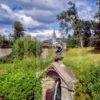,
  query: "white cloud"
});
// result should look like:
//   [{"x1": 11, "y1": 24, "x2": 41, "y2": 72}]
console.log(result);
[
  {"x1": 0, "y1": 3, "x2": 12, "y2": 14},
  {"x1": 0, "y1": 27, "x2": 11, "y2": 36},
  {"x1": 28, "y1": 29, "x2": 58, "y2": 37},
  {"x1": 0, "y1": 0, "x2": 97, "y2": 40},
  {"x1": 0, "y1": 3, "x2": 44, "y2": 28},
  {"x1": 14, "y1": 13, "x2": 43, "y2": 27},
  {"x1": 74, "y1": 0, "x2": 96, "y2": 20},
  {"x1": 27, "y1": 29, "x2": 61, "y2": 40}
]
